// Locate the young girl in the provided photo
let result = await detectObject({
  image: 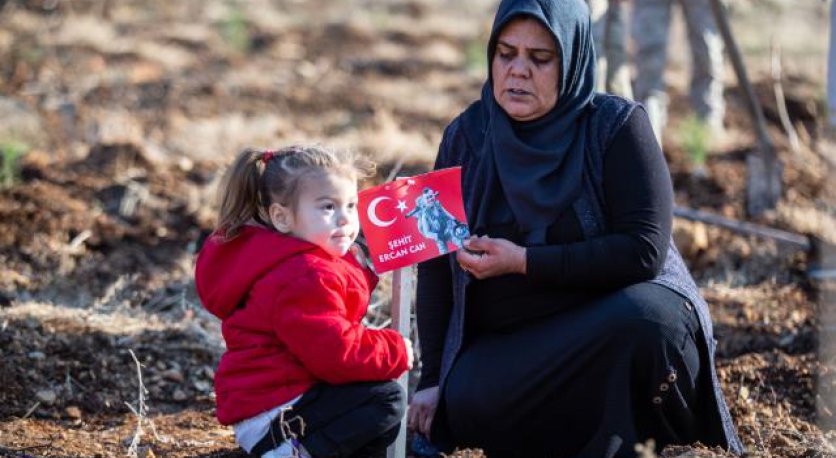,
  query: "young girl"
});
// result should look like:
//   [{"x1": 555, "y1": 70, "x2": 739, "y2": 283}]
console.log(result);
[{"x1": 195, "y1": 145, "x2": 412, "y2": 458}]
